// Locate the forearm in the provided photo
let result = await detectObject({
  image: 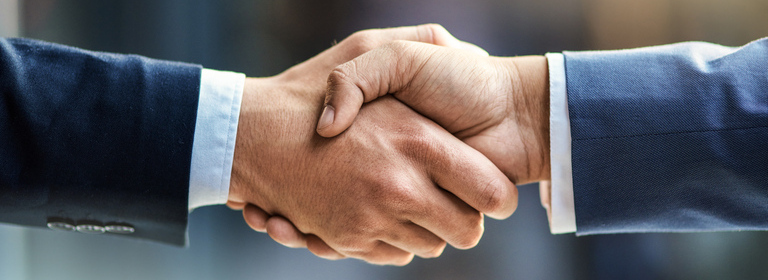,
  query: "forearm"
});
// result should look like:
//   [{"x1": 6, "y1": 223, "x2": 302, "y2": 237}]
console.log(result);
[
  {"x1": 0, "y1": 38, "x2": 201, "y2": 245},
  {"x1": 564, "y1": 38, "x2": 768, "y2": 234}
]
